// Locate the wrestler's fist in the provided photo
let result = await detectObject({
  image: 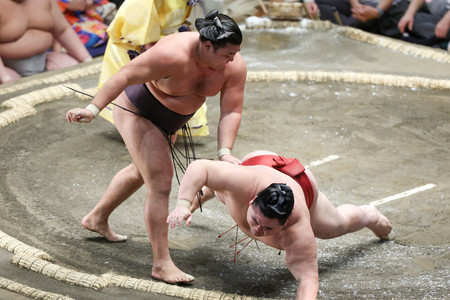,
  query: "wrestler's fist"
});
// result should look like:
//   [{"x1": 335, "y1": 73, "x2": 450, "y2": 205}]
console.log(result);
[
  {"x1": 167, "y1": 206, "x2": 193, "y2": 228},
  {"x1": 65, "y1": 108, "x2": 95, "y2": 123}
]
